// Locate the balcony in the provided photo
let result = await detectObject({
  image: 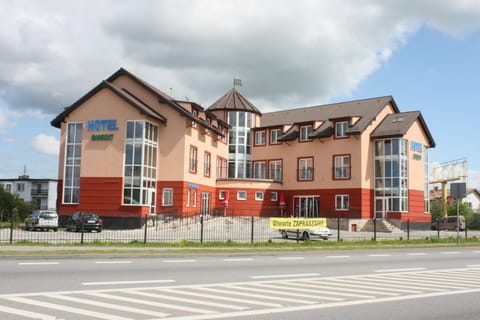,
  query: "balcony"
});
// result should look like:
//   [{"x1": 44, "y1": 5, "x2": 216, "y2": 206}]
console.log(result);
[{"x1": 31, "y1": 189, "x2": 48, "y2": 197}]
